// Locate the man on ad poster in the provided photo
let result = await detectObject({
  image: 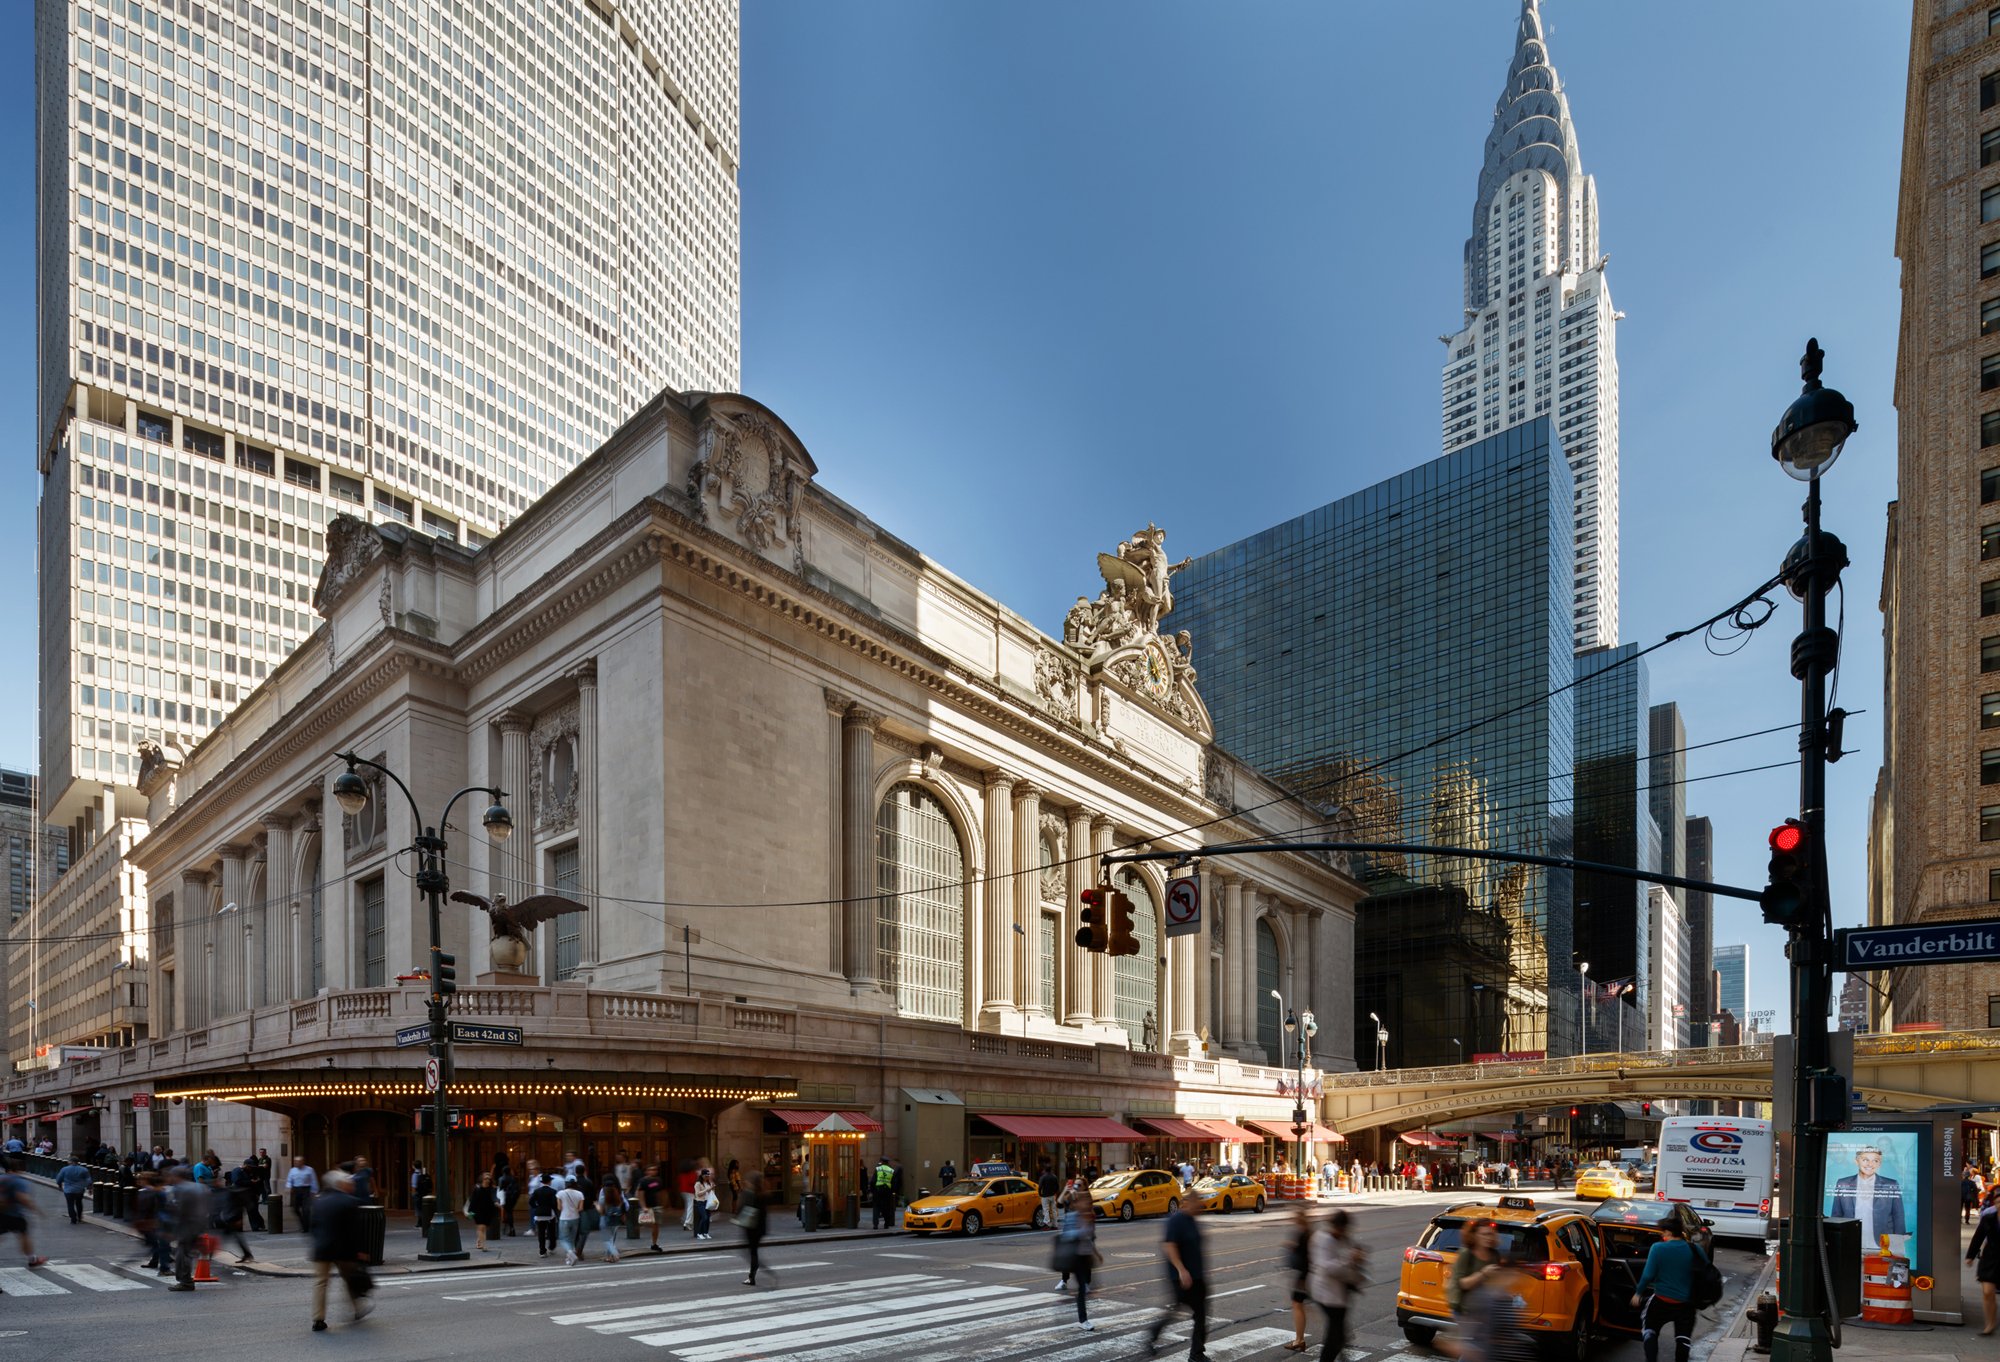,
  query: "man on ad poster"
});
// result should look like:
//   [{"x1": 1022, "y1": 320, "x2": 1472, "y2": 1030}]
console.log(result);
[{"x1": 1825, "y1": 1132, "x2": 1918, "y2": 1263}]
